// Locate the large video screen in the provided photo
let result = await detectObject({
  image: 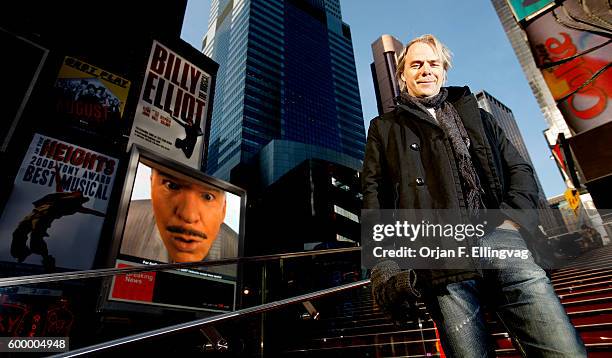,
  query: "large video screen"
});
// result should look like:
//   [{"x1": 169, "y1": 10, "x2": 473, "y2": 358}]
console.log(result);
[{"x1": 105, "y1": 147, "x2": 244, "y2": 313}]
